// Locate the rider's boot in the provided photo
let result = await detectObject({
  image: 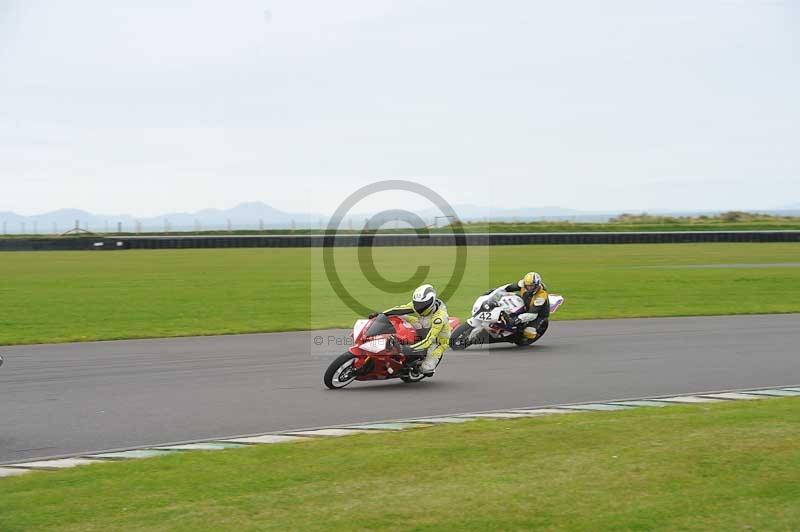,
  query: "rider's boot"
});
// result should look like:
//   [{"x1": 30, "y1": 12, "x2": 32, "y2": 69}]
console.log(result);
[
  {"x1": 420, "y1": 354, "x2": 440, "y2": 376},
  {"x1": 522, "y1": 327, "x2": 538, "y2": 340}
]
